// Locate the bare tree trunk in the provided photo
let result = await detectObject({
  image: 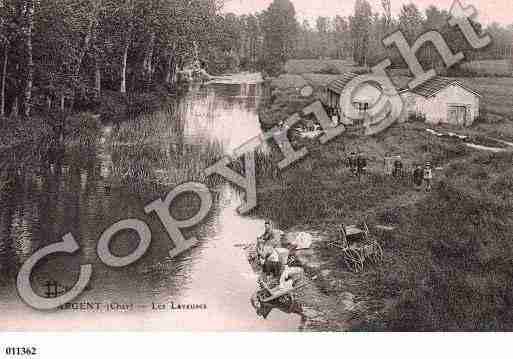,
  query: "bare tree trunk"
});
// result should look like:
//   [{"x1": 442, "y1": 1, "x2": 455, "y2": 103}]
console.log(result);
[
  {"x1": 165, "y1": 56, "x2": 173, "y2": 84},
  {"x1": 120, "y1": 42, "x2": 129, "y2": 93},
  {"x1": 143, "y1": 32, "x2": 156, "y2": 84},
  {"x1": 165, "y1": 45, "x2": 176, "y2": 85},
  {"x1": 91, "y1": 43, "x2": 102, "y2": 96},
  {"x1": 76, "y1": 28, "x2": 92, "y2": 80},
  {"x1": 23, "y1": 0, "x2": 34, "y2": 118},
  {"x1": 1, "y1": 45, "x2": 8, "y2": 118},
  {"x1": 120, "y1": 0, "x2": 135, "y2": 93},
  {"x1": 60, "y1": 95, "x2": 65, "y2": 112},
  {"x1": 510, "y1": 43, "x2": 513, "y2": 76},
  {"x1": 95, "y1": 61, "x2": 101, "y2": 95},
  {"x1": 12, "y1": 97, "x2": 18, "y2": 117},
  {"x1": 75, "y1": 1, "x2": 101, "y2": 82}
]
